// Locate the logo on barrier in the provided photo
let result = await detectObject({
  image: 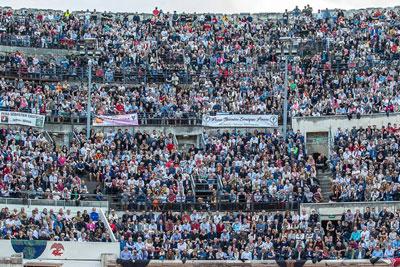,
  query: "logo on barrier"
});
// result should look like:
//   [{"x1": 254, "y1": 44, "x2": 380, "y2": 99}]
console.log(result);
[
  {"x1": 11, "y1": 240, "x2": 47, "y2": 259},
  {"x1": 50, "y1": 243, "x2": 64, "y2": 256}
]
